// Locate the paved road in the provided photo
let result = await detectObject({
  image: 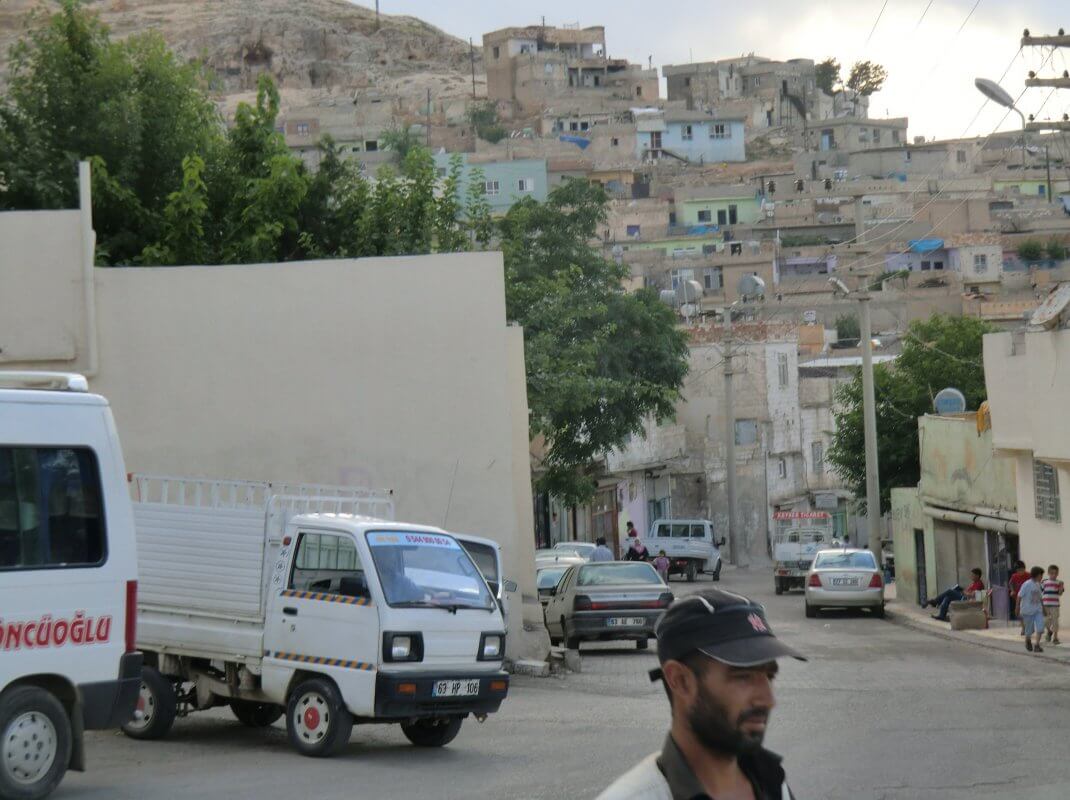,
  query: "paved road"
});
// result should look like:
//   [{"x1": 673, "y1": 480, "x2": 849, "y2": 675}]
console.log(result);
[{"x1": 62, "y1": 568, "x2": 1070, "y2": 799}]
